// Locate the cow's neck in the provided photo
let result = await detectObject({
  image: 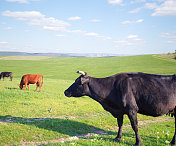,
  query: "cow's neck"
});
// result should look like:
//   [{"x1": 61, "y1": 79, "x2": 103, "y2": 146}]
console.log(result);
[
  {"x1": 87, "y1": 77, "x2": 113, "y2": 102},
  {"x1": 87, "y1": 76, "x2": 119, "y2": 117}
]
